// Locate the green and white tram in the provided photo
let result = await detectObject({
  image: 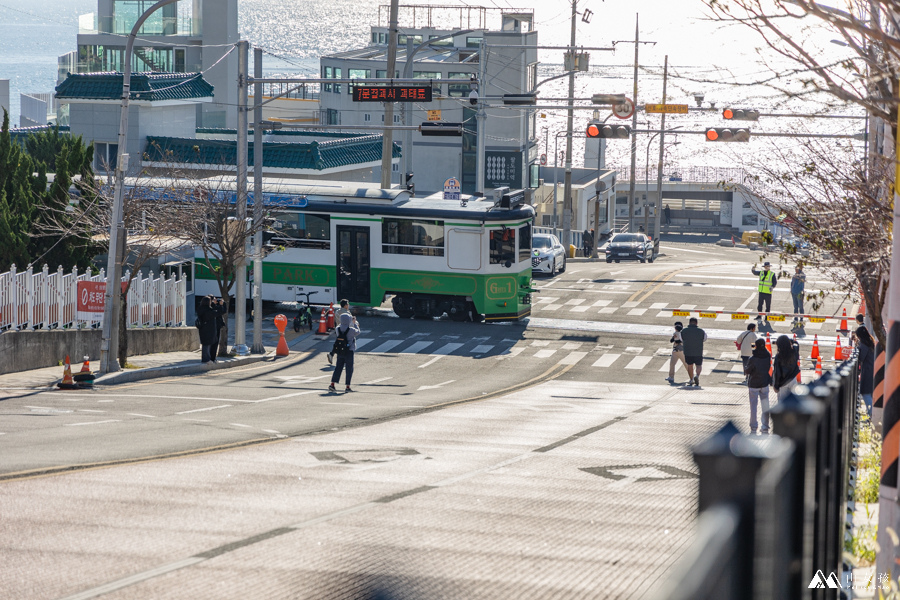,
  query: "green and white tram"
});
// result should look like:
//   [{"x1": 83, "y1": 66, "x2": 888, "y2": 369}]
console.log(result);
[{"x1": 193, "y1": 182, "x2": 536, "y2": 322}]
